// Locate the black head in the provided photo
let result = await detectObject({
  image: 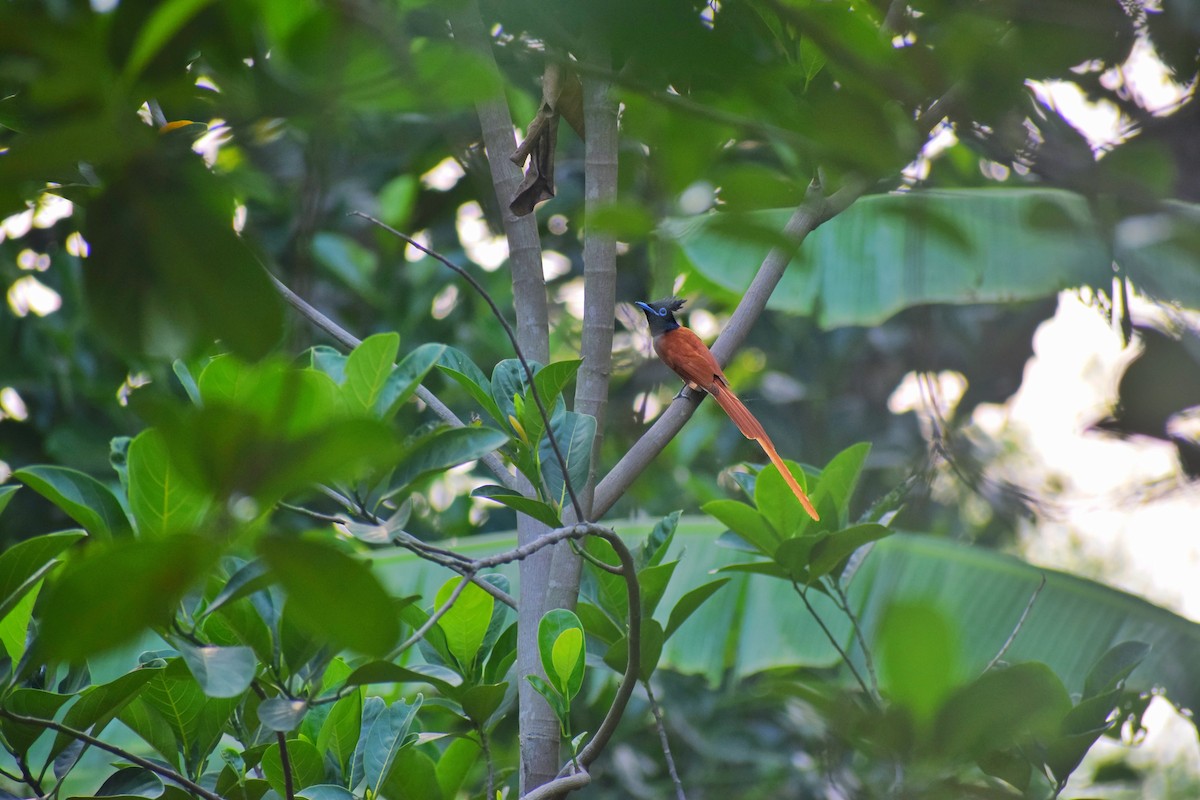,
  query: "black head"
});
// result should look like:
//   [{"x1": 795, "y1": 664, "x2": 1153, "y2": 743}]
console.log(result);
[{"x1": 635, "y1": 297, "x2": 685, "y2": 336}]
